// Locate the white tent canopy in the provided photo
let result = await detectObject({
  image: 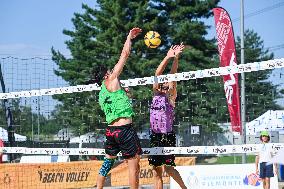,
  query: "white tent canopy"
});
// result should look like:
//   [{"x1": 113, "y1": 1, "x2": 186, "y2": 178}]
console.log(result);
[
  {"x1": 0, "y1": 127, "x2": 27, "y2": 141},
  {"x1": 268, "y1": 147, "x2": 284, "y2": 165},
  {"x1": 69, "y1": 132, "x2": 104, "y2": 144},
  {"x1": 246, "y1": 110, "x2": 284, "y2": 135}
]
